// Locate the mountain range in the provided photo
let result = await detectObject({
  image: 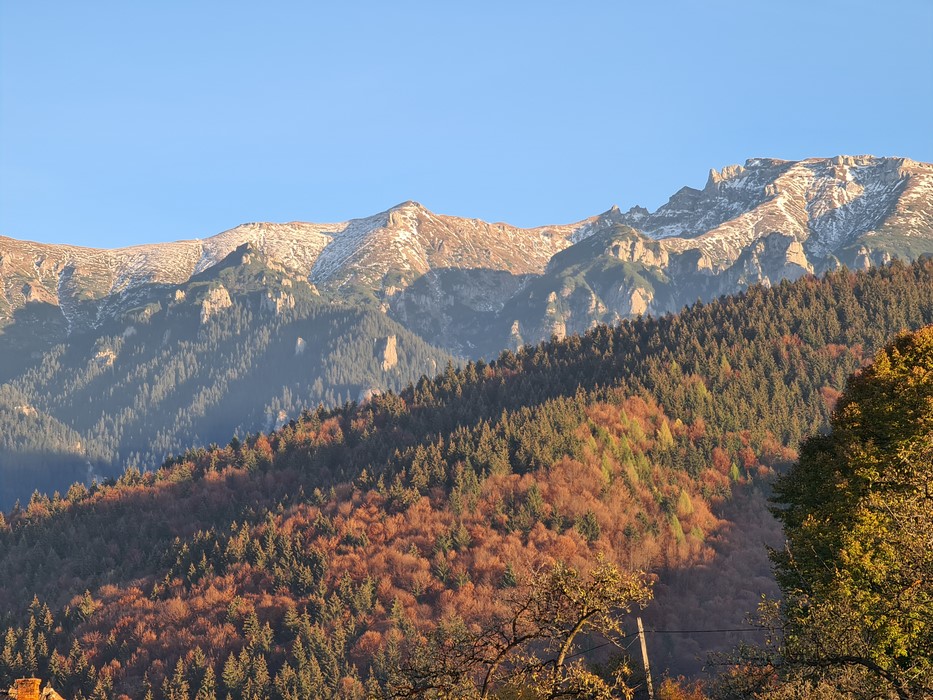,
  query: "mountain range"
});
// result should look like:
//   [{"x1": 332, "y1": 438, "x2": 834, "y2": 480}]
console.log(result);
[{"x1": 1, "y1": 154, "x2": 932, "y2": 504}]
